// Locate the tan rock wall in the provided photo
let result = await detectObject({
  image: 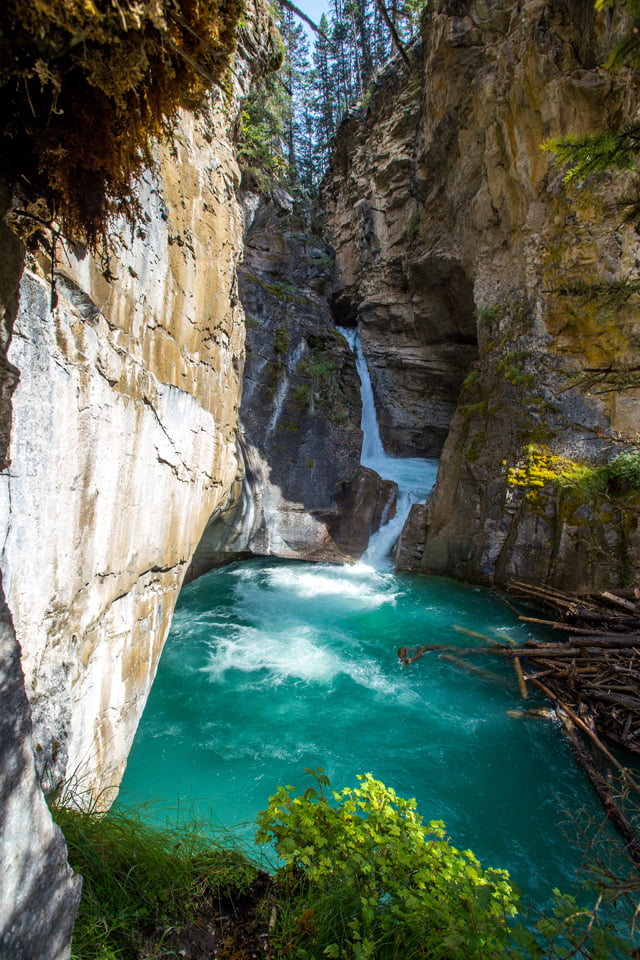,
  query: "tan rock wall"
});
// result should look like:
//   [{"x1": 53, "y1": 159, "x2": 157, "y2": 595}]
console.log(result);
[
  {"x1": 0, "y1": 2, "x2": 278, "y2": 804},
  {"x1": 325, "y1": 0, "x2": 640, "y2": 589}
]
